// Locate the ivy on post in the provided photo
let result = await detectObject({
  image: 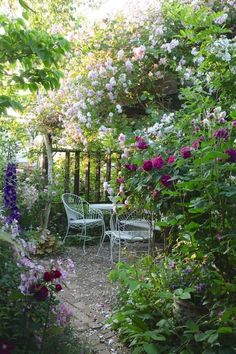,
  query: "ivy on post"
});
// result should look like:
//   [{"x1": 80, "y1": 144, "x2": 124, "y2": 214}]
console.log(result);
[{"x1": 105, "y1": 152, "x2": 112, "y2": 201}]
